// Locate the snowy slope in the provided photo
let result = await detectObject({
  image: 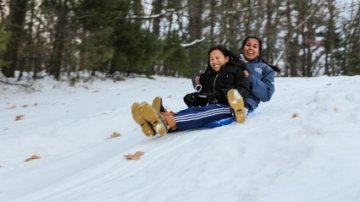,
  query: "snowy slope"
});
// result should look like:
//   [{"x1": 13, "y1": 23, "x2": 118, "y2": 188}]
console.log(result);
[{"x1": 0, "y1": 76, "x2": 360, "y2": 202}]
